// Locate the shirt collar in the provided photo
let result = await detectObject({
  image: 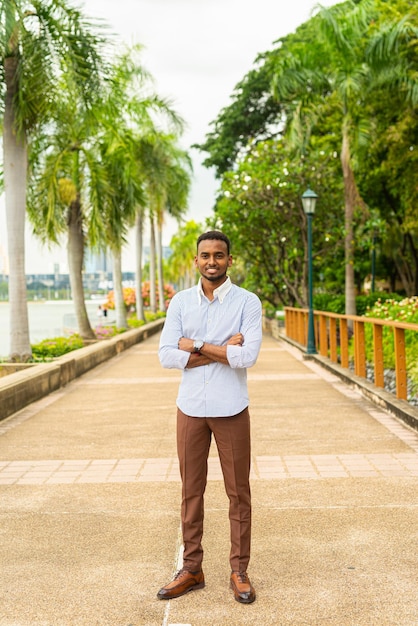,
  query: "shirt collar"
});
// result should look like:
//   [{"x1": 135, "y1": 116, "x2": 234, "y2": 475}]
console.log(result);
[{"x1": 197, "y1": 276, "x2": 232, "y2": 304}]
